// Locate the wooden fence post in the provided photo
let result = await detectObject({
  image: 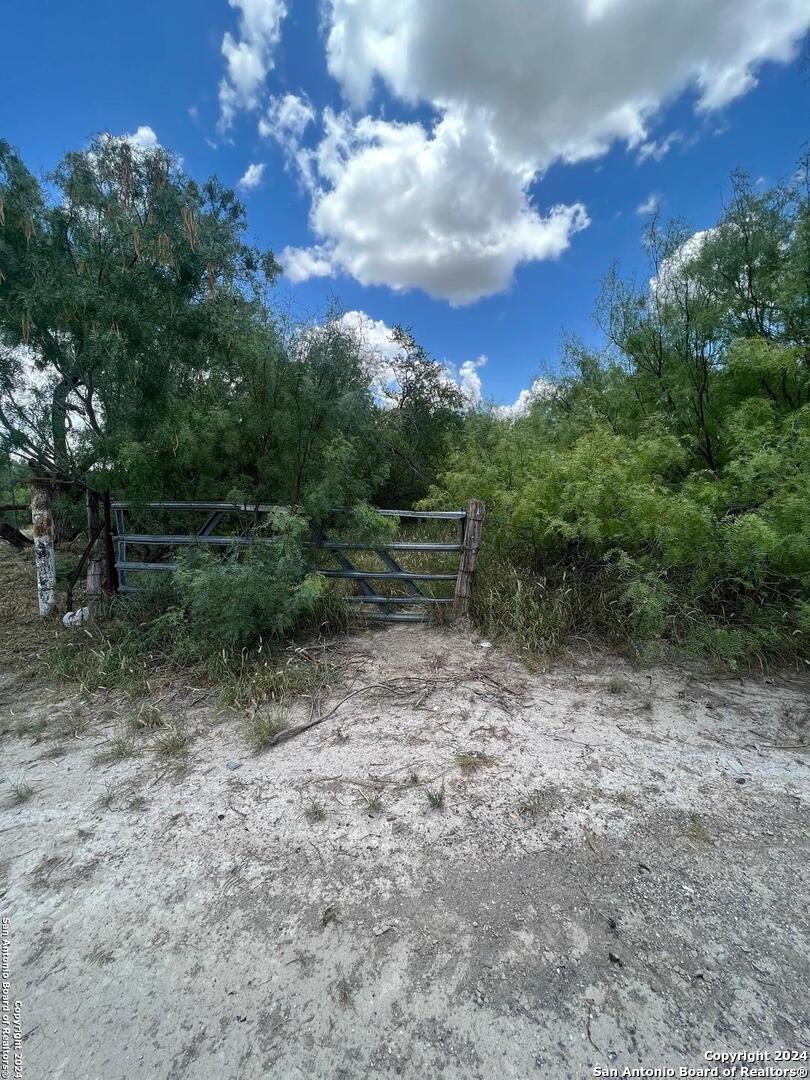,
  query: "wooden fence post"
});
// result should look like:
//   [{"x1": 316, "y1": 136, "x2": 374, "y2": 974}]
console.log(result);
[
  {"x1": 453, "y1": 499, "x2": 485, "y2": 618},
  {"x1": 86, "y1": 490, "x2": 103, "y2": 612},
  {"x1": 30, "y1": 478, "x2": 56, "y2": 616},
  {"x1": 101, "y1": 491, "x2": 118, "y2": 595}
]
